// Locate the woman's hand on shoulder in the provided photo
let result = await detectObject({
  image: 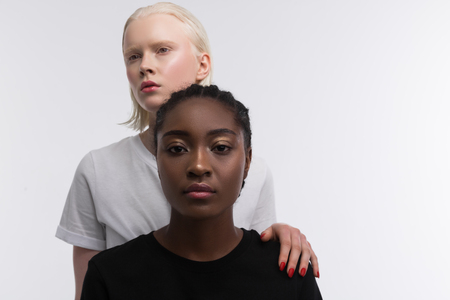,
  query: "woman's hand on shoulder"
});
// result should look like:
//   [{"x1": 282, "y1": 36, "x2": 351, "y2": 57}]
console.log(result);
[{"x1": 260, "y1": 223, "x2": 319, "y2": 278}]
